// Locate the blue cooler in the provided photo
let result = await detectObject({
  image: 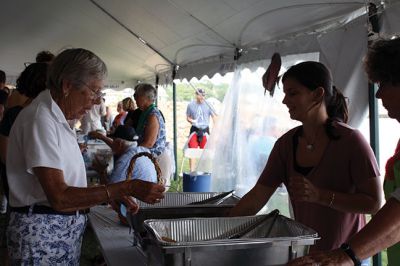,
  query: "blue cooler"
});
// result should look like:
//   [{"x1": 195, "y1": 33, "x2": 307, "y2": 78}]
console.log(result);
[{"x1": 183, "y1": 172, "x2": 211, "y2": 192}]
